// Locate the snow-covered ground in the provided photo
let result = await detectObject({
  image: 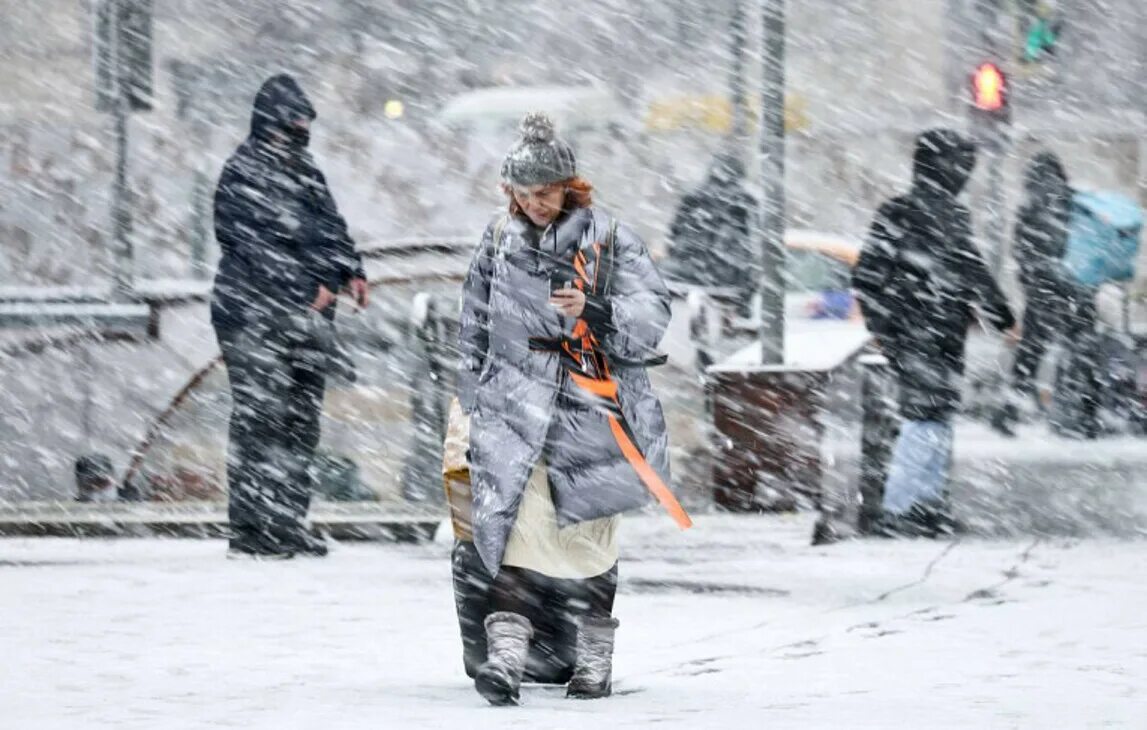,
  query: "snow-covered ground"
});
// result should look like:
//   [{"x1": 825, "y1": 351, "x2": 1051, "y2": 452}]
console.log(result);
[{"x1": 3, "y1": 514, "x2": 1145, "y2": 729}]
